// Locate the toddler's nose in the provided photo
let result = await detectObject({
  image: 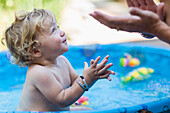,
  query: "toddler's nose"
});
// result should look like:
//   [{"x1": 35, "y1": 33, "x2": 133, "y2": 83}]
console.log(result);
[{"x1": 60, "y1": 31, "x2": 65, "y2": 37}]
